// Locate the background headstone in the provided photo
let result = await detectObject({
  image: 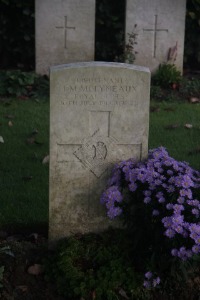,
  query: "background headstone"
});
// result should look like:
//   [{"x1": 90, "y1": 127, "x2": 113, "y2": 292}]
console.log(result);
[
  {"x1": 125, "y1": 0, "x2": 186, "y2": 72},
  {"x1": 49, "y1": 62, "x2": 150, "y2": 242},
  {"x1": 35, "y1": 0, "x2": 95, "y2": 75}
]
